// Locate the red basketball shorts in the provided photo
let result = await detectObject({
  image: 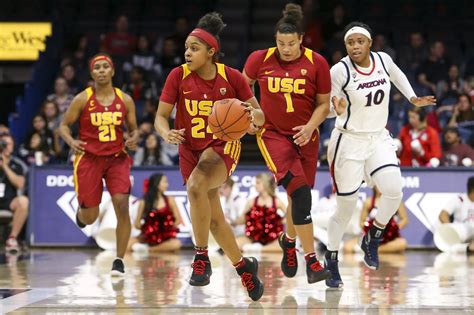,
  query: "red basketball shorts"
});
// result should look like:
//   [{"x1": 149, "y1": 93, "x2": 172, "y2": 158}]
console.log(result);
[
  {"x1": 256, "y1": 128, "x2": 319, "y2": 187},
  {"x1": 178, "y1": 141, "x2": 241, "y2": 183},
  {"x1": 73, "y1": 151, "x2": 132, "y2": 208}
]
